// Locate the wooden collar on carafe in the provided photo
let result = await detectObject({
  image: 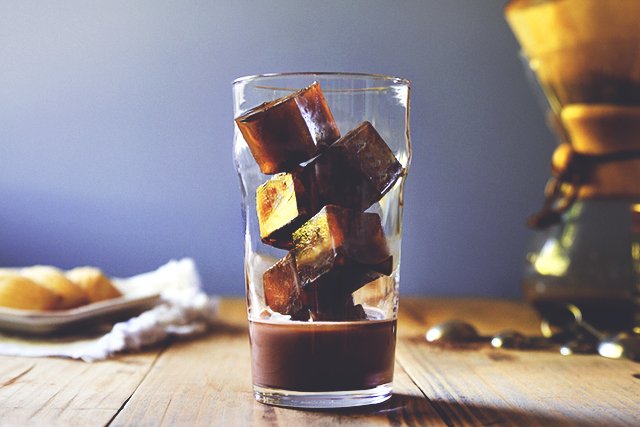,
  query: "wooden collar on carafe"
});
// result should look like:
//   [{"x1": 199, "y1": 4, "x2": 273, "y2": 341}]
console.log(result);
[{"x1": 528, "y1": 104, "x2": 640, "y2": 229}]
